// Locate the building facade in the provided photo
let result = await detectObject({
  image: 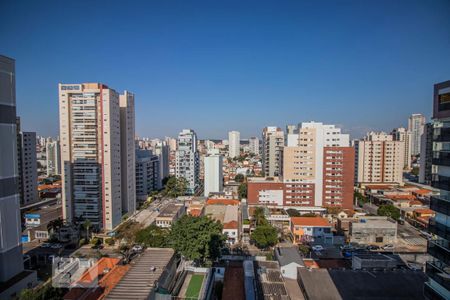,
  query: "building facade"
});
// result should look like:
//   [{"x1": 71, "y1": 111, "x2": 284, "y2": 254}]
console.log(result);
[
  {"x1": 408, "y1": 113, "x2": 426, "y2": 156},
  {"x1": 283, "y1": 122, "x2": 354, "y2": 209},
  {"x1": 248, "y1": 136, "x2": 260, "y2": 155},
  {"x1": 135, "y1": 149, "x2": 160, "y2": 202},
  {"x1": 0, "y1": 55, "x2": 24, "y2": 282},
  {"x1": 228, "y1": 130, "x2": 240, "y2": 158},
  {"x1": 262, "y1": 126, "x2": 284, "y2": 177},
  {"x1": 426, "y1": 80, "x2": 450, "y2": 300},
  {"x1": 354, "y1": 132, "x2": 405, "y2": 185},
  {"x1": 204, "y1": 149, "x2": 223, "y2": 197},
  {"x1": 59, "y1": 83, "x2": 129, "y2": 230},
  {"x1": 46, "y1": 138, "x2": 61, "y2": 176},
  {"x1": 153, "y1": 141, "x2": 169, "y2": 188},
  {"x1": 175, "y1": 129, "x2": 200, "y2": 194},
  {"x1": 419, "y1": 123, "x2": 433, "y2": 185},
  {"x1": 16, "y1": 124, "x2": 38, "y2": 206},
  {"x1": 392, "y1": 127, "x2": 412, "y2": 169},
  {"x1": 119, "y1": 91, "x2": 136, "y2": 215}
]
